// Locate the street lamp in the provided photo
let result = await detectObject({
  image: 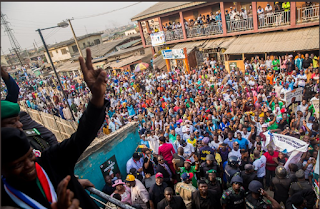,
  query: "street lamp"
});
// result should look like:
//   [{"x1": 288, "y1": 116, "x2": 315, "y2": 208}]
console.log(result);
[{"x1": 36, "y1": 21, "x2": 76, "y2": 121}]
